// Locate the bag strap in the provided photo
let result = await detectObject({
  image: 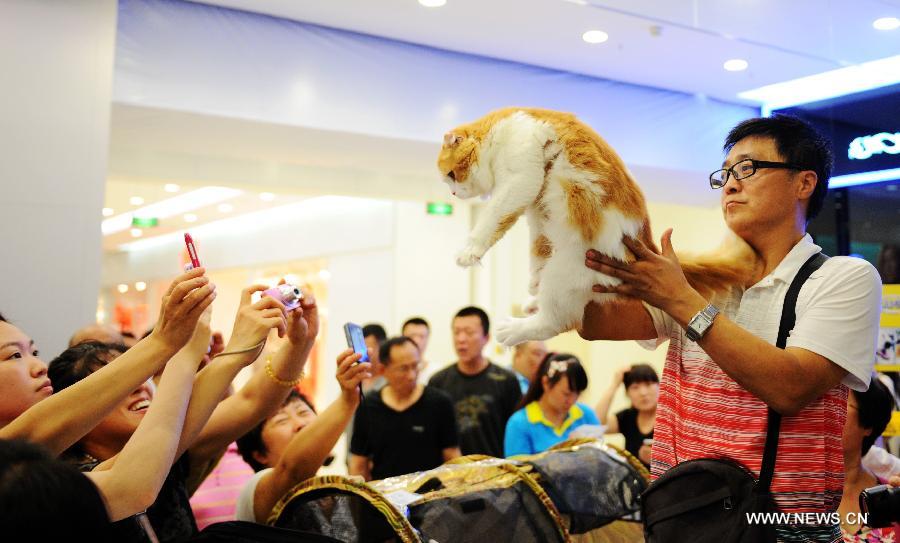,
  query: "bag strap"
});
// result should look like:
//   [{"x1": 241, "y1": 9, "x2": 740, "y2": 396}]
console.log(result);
[{"x1": 757, "y1": 252, "x2": 828, "y2": 493}]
